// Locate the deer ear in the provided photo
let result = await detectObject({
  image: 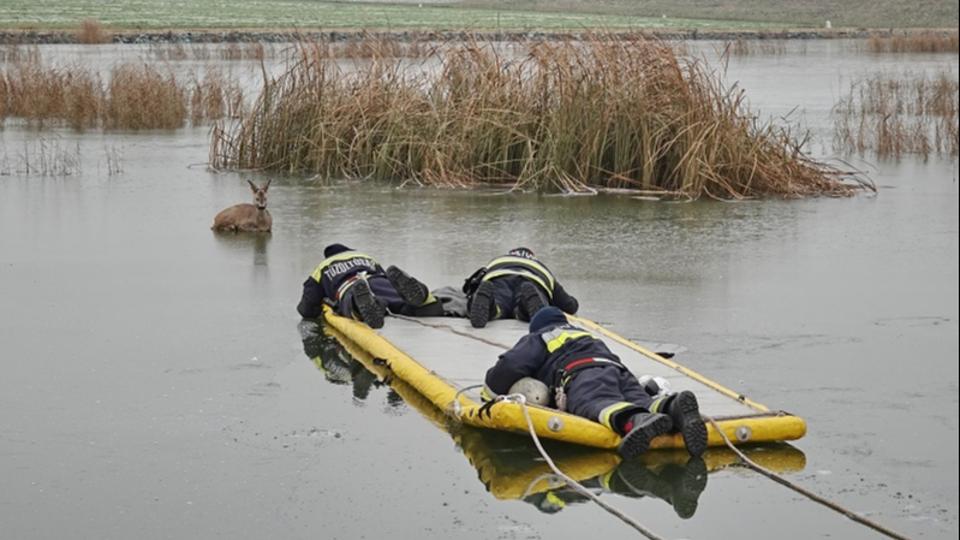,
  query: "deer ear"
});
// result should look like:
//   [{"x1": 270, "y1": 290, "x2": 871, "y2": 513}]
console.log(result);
[
  {"x1": 247, "y1": 179, "x2": 257, "y2": 191},
  {"x1": 264, "y1": 178, "x2": 272, "y2": 191}
]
